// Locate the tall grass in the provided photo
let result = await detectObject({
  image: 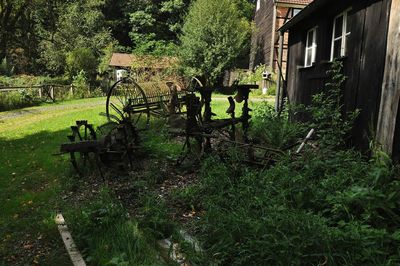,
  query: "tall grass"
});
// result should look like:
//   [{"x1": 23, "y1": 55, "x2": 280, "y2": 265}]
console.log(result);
[{"x1": 172, "y1": 149, "x2": 400, "y2": 265}]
